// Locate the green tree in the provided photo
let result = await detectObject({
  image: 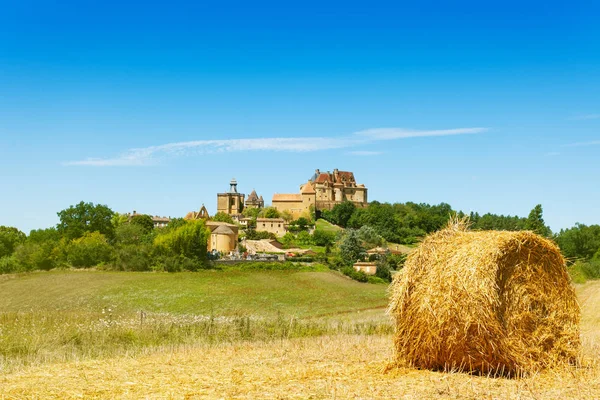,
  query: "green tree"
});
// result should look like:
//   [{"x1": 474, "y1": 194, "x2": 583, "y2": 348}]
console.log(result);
[
  {"x1": 262, "y1": 207, "x2": 281, "y2": 219},
  {"x1": 66, "y1": 232, "x2": 113, "y2": 268},
  {"x1": 242, "y1": 207, "x2": 261, "y2": 220},
  {"x1": 357, "y1": 225, "x2": 385, "y2": 248},
  {"x1": 339, "y1": 229, "x2": 366, "y2": 266},
  {"x1": 329, "y1": 201, "x2": 356, "y2": 227},
  {"x1": 130, "y1": 214, "x2": 155, "y2": 234},
  {"x1": 212, "y1": 212, "x2": 235, "y2": 224},
  {"x1": 111, "y1": 212, "x2": 129, "y2": 229},
  {"x1": 556, "y1": 223, "x2": 600, "y2": 262},
  {"x1": 28, "y1": 227, "x2": 60, "y2": 244},
  {"x1": 281, "y1": 232, "x2": 296, "y2": 248},
  {"x1": 0, "y1": 226, "x2": 26, "y2": 258},
  {"x1": 280, "y1": 210, "x2": 293, "y2": 223},
  {"x1": 115, "y1": 223, "x2": 146, "y2": 246},
  {"x1": 312, "y1": 229, "x2": 336, "y2": 247},
  {"x1": 57, "y1": 201, "x2": 115, "y2": 240},
  {"x1": 153, "y1": 219, "x2": 210, "y2": 263},
  {"x1": 525, "y1": 204, "x2": 552, "y2": 237},
  {"x1": 296, "y1": 231, "x2": 313, "y2": 245}
]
